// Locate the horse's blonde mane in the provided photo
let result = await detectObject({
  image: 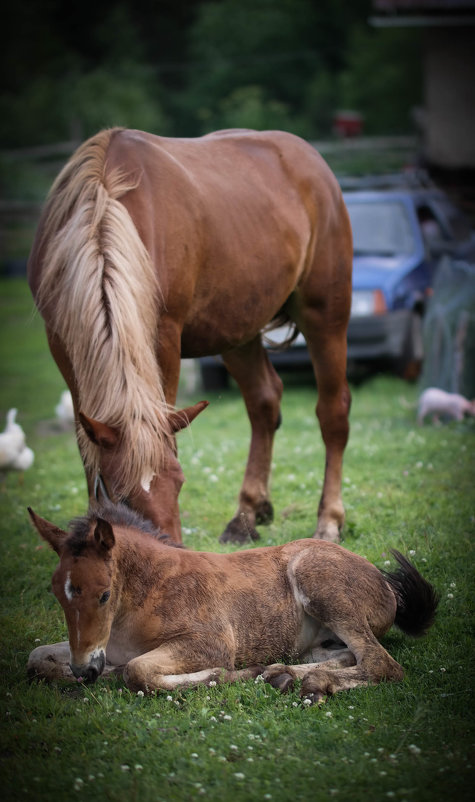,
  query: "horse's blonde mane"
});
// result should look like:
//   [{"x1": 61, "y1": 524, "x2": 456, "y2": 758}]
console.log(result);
[{"x1": 36, "y1": 128, "x2": 172, "y2": 496}]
